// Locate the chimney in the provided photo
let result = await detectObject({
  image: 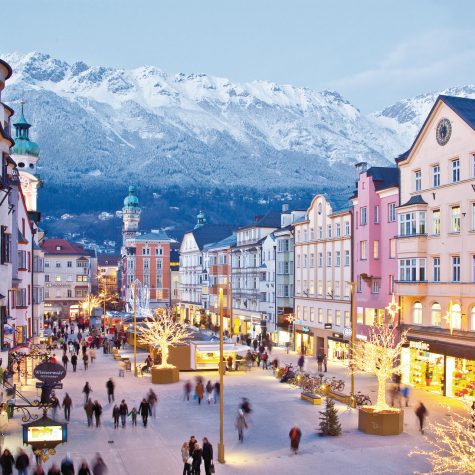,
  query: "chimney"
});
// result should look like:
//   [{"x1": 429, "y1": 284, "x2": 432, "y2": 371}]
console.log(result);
[
  {"x1": 355, "y1": 162, "x2": 367, "y2": 174},
  {"x1": 282, "y1": 203, "x2": 289, "y2": 213}
]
